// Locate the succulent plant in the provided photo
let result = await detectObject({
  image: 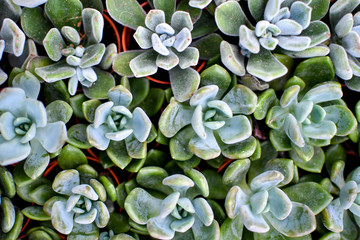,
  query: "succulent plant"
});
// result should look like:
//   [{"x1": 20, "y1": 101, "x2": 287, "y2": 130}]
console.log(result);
[
  {"x1": 100, "y1": 231, "x2": 136, "y2": 240},
  {"x1": 159, "y1": 84, "x2": 257, "y2": 160},
  {"x1": 221, "y1": 159, "x2": 316, "y2": 238},
  {"x1": 0, "y1": 166, "x2": 24, "y2": 239},
  {"x1": 12, "y1": 0, "x2": 48, "y2": 8},
  {"x1": 125, "y1": 167, "x2": 220, "y2": 240},
  {"x1": 35, "y1": 8, "x2": 116, "y2": 96},
  {"x1": 44, "y1": 169, "x2": 111, "y2": 235},
  {"x1": 0, "y1": 87, "x2": 67, "y2": 179},
  {"x1": 0, "y1": 18, "x2": 26, "y2": 84},
  {"x1": 86, "y1": 85, "x2": 153, "y2": 169},
  {"x1": 108, "y1": 0, "x2": 201, "y2": 102},
  {"x1": 263, "y1": 81, "x2": 358, "y2": 161},
  {"x1": 214, "y1": 0, "x2": 330, "y2": 81},
  {"x1": 189, "y1": 0, "x2": 233, "y2": 9},
  {"x1": 132, "y1": 9, "x2": 199, "y2": 74},
  {"x1": 26, "y1": 226, "x2": 62, "y2": 240},
  {"x1": 321, "y1": 161, "x2": 360, "y2": 237},
  {"x1": 329, "y1": 0, "x2": 360, "y2": 91}
]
